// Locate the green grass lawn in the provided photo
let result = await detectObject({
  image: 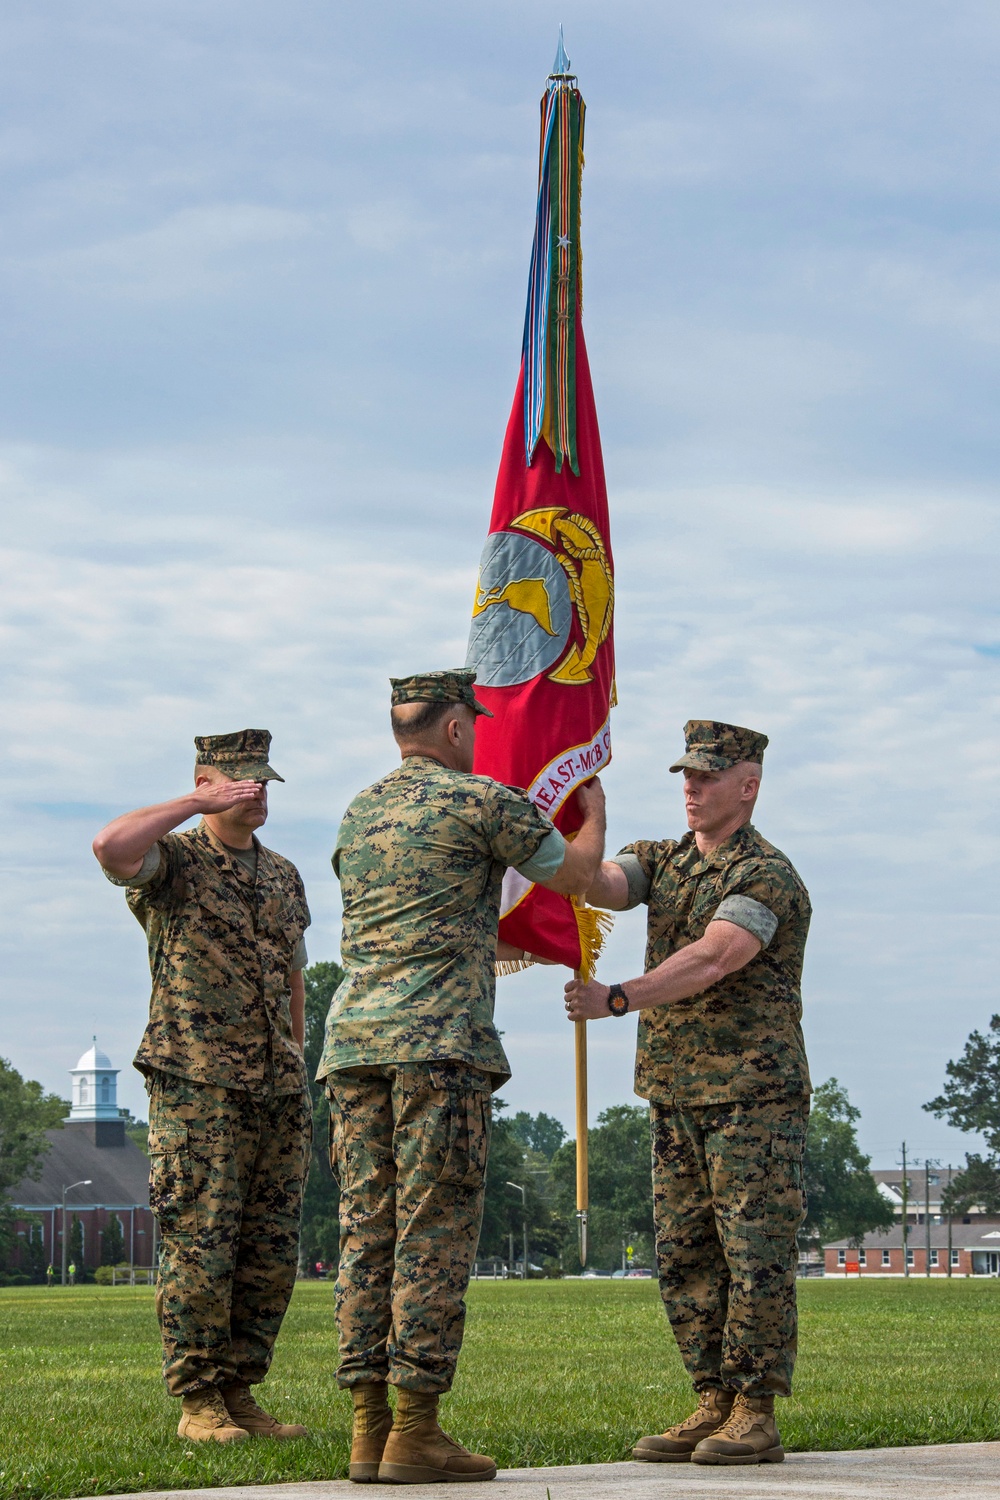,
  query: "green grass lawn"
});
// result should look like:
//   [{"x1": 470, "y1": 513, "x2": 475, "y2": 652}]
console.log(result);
[{"x1": 0, "y1": 1278, "x2": 998, "y2": 1499}]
